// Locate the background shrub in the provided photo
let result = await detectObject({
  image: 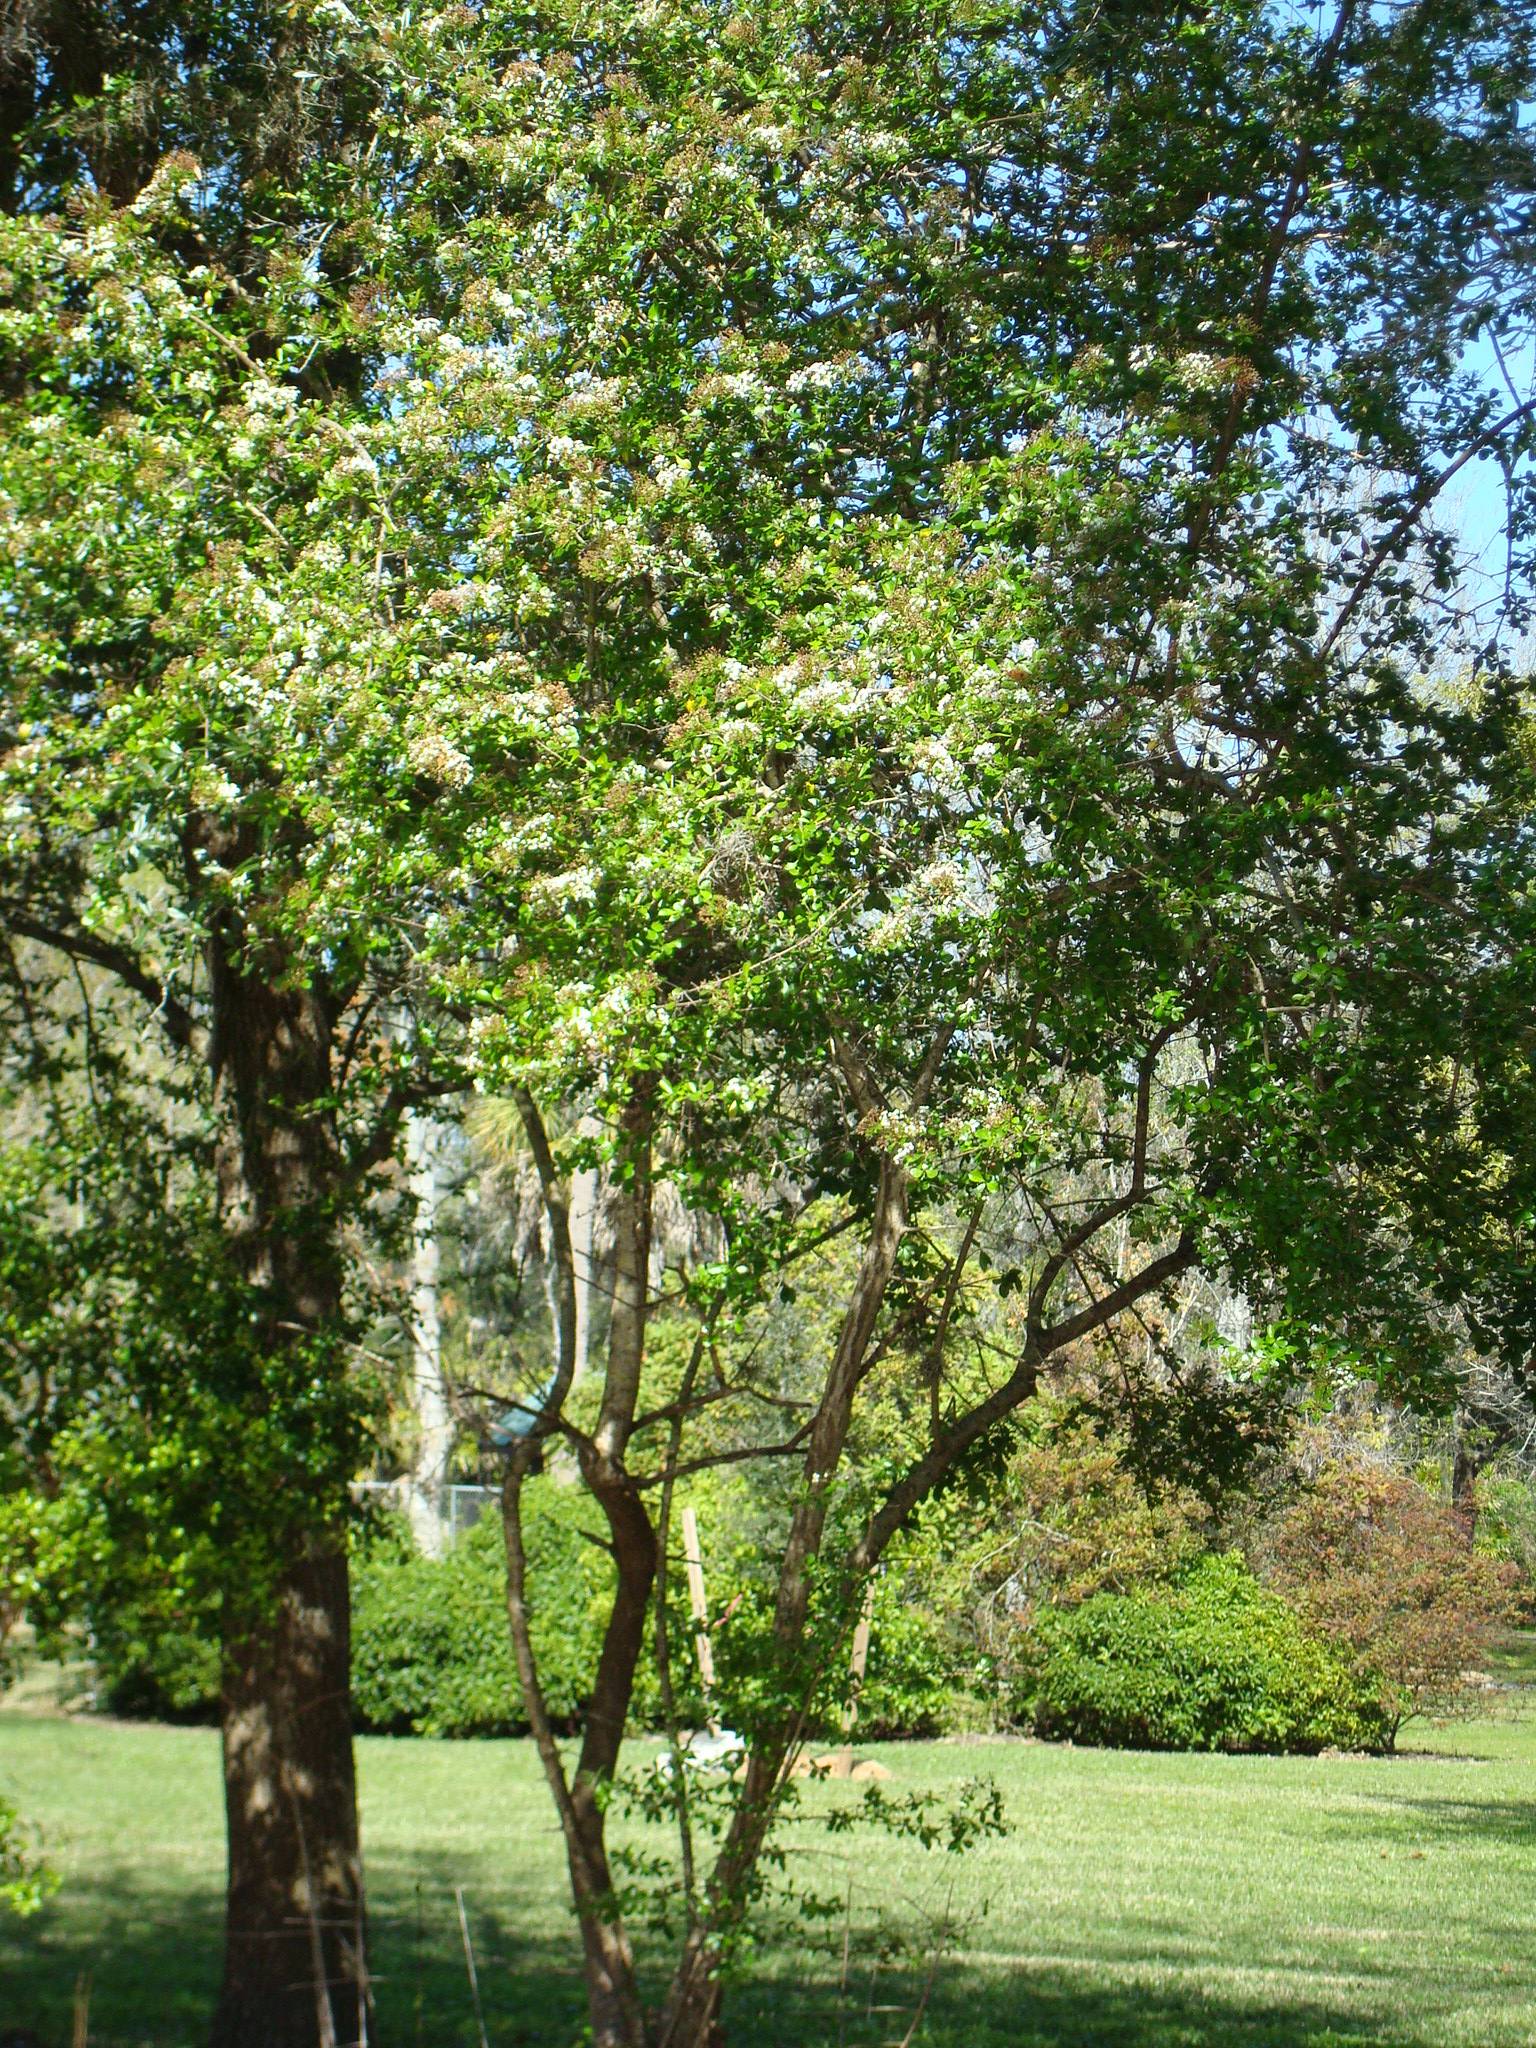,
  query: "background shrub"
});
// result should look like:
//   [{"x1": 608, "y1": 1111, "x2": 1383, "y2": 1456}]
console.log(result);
[
  {"x1": 1259, "y1": 1464, "x2": 1519, "y2": 1735},
  {"x1": 1020, "y1": 1553, "x2": 1393, "y2": 1754},
  {"x1": 93, "y1": 1616, "x2": 220, "y2": 1723},
  {"x1": 351, "y1": 1480, "x2": 613, "y2": 1737}
]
